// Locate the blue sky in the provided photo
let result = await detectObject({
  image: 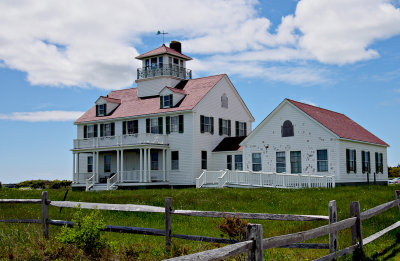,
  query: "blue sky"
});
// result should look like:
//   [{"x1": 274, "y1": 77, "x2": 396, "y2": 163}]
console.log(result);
[{"x1": 0, "y1": 0, "x2": 400, "y2": 183}]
